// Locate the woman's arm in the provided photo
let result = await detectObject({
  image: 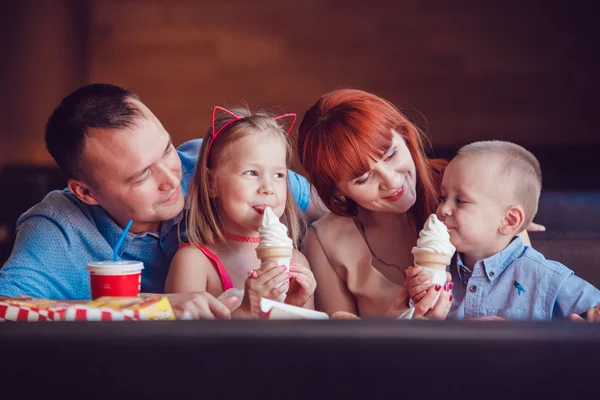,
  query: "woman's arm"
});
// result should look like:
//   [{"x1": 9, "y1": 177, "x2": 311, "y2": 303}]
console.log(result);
[{"x1": 302, "y1": 227, "x2": 357, "y2": 315}]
